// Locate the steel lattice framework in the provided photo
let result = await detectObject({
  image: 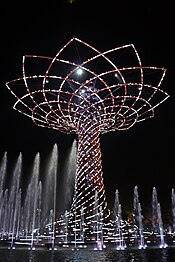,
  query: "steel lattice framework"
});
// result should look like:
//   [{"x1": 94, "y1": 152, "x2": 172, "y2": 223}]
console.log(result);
[{"x1": 6, "y1": 37, "x2": 169, "y2": 230}]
